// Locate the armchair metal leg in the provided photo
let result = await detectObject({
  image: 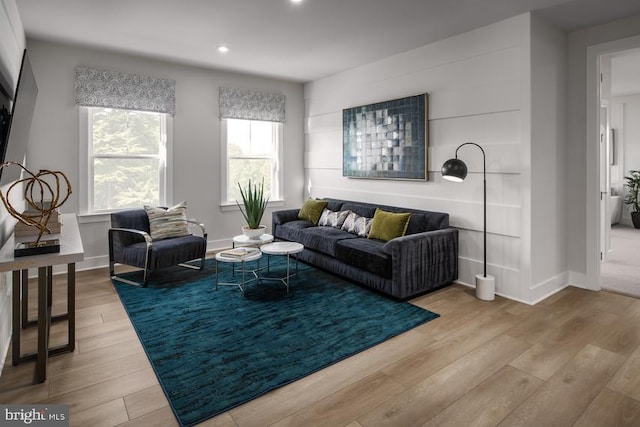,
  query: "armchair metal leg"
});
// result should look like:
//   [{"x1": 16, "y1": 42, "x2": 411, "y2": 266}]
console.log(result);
[
  {"x1": 110, "y1": 261, "x2": 147, "y2": 287},
  {"x1": 111, "y1": 274, "x2": 145, "y2": 287},
  {"x1": 178, "y1": 256, "x2": 206, "y2": 271}
]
